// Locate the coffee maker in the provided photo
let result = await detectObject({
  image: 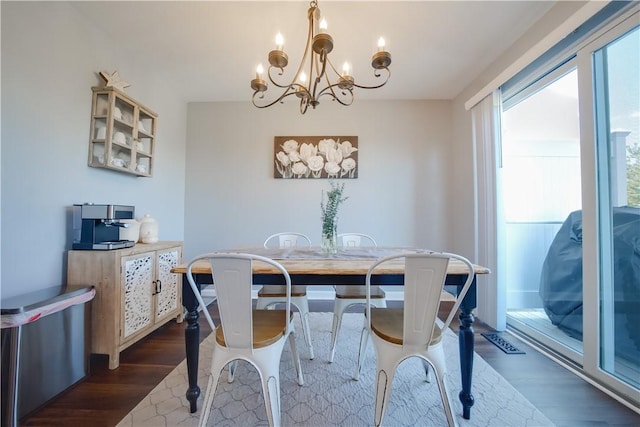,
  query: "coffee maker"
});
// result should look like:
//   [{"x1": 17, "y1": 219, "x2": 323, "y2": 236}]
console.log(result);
[{"x1": 72, "y1": 204, "x2": 136, "y2": 250}]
